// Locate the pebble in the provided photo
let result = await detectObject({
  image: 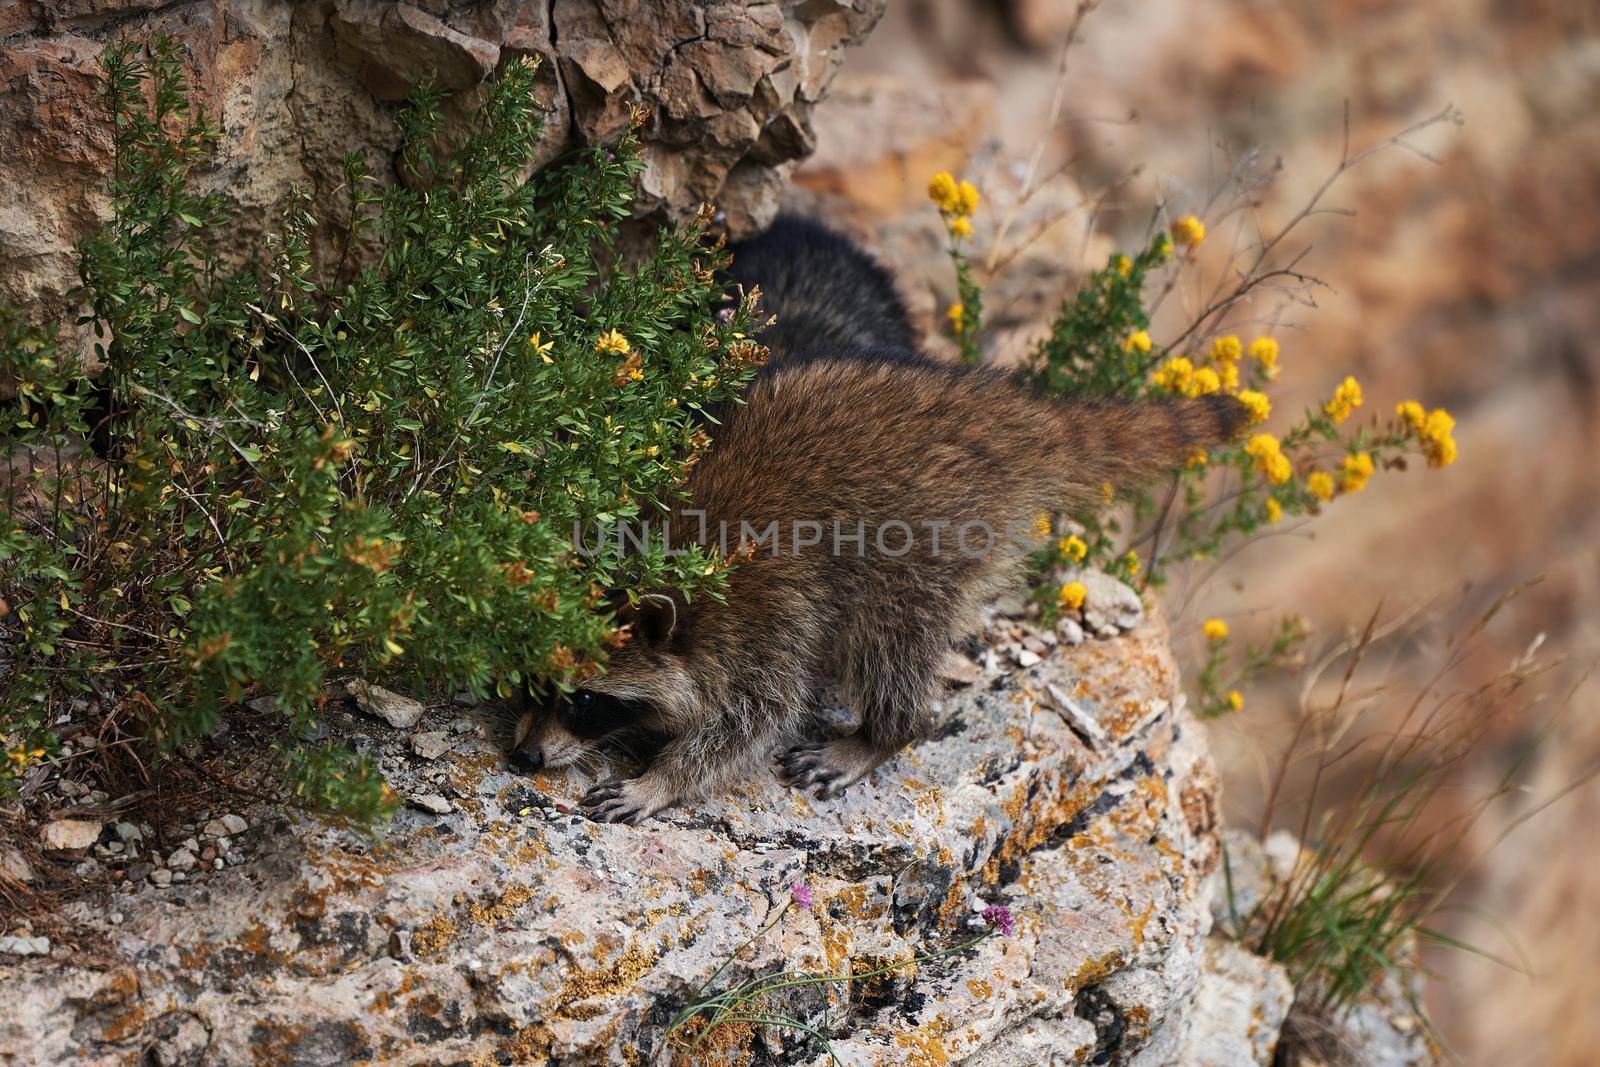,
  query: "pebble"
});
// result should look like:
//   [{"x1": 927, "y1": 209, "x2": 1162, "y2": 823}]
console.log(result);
[
  {"x1": 0, "y1": 846, "x2": 35, "y2": 883},
  {"x1": 0, "y1": 936, "x2": 50, "y2": 957},
  {"x1": 109, "y1": 912, "x2": 124, "y2": 926},
  {"x1": 350, "y1": 681, "x2": 427, "y2": 730},
  {"x1": 220, "y1": 814, "x2": 248, "y2": 836},
  {"x1": 411, "y1": 794, "x2": 453, "y2": 815},
  {"x1": 150, "y1": 868, "x2": 173, "y2": 888},
  {"x1": 450, "y1": 719, "x2": 476, "y2": 735},
  {"x1": 411, "y1": 731, "x2": 453, "y2": 761},
  {"x1": 114, "y1": 821, "x2": 144, "y2": 843},
  {"x1": 40, "y1": 817, "x2": 103, "y2": 852},
  {"x1": 1015, "y1": 649, "x2": 1042, "y2": 669},
  {"x1": 167, "y1": 848, "x2": 197, "y2": 872}
]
